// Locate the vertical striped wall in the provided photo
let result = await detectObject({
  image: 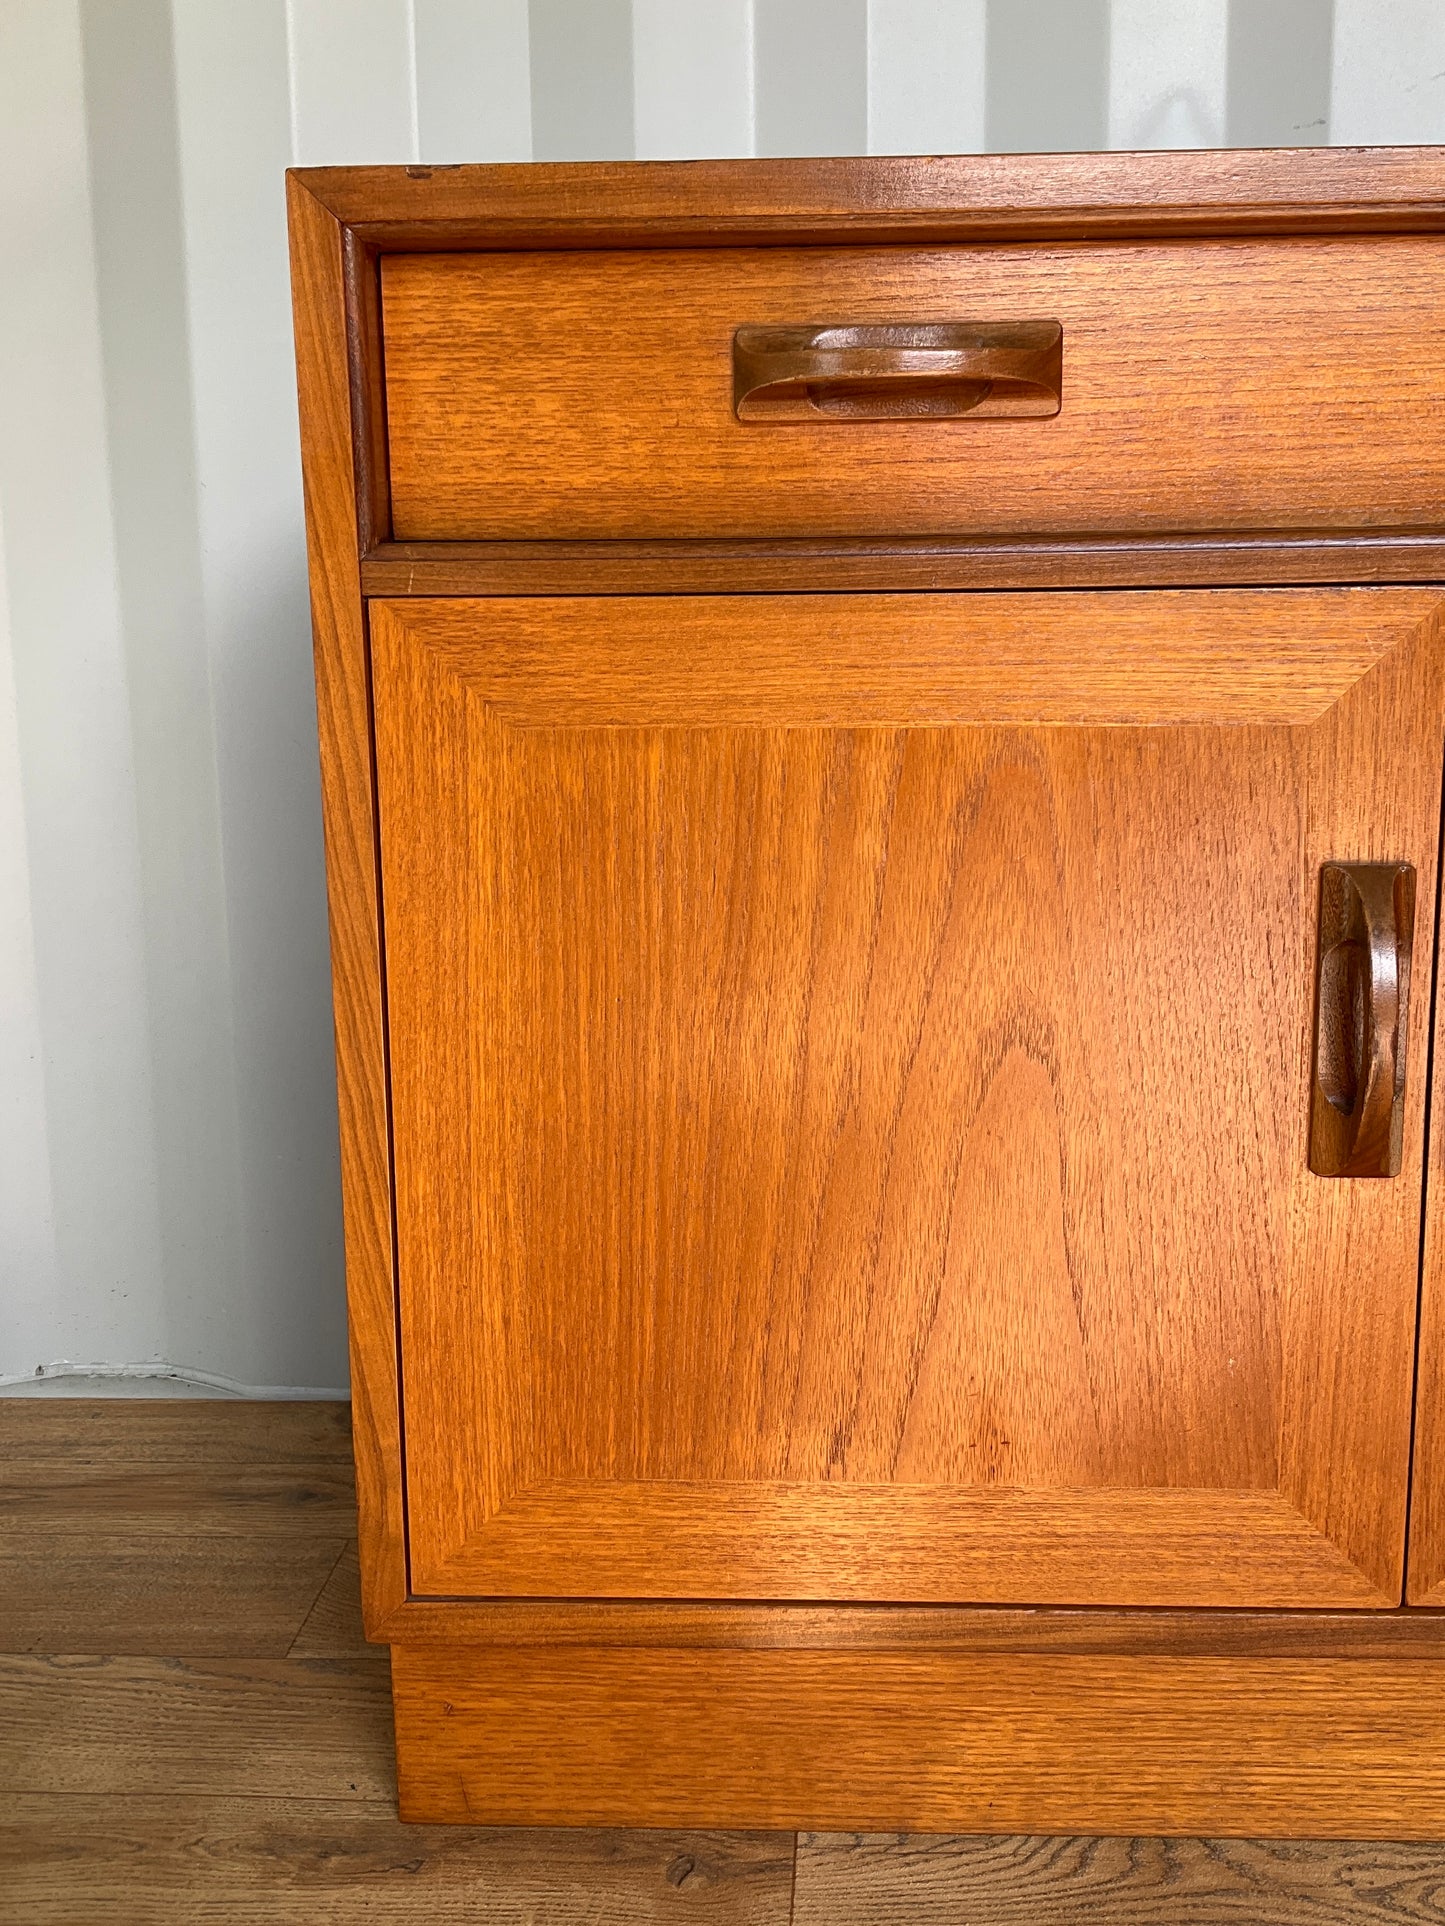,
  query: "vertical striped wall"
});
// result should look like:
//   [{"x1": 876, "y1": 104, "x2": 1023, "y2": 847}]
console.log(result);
[
  {"x1": 283, "y1": 0, "x2": 1445, "y2": 167},
  {"x1": 2, "y1": 1, "x2": 1443, "y2": 1396}
]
